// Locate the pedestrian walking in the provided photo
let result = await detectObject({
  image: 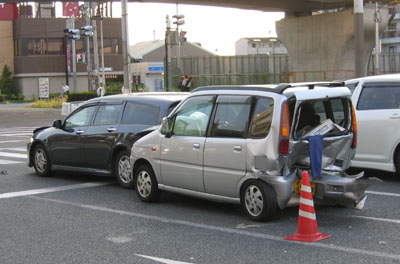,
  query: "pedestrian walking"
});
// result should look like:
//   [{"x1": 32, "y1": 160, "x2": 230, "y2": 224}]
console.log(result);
[{"x1": 62, "y1": 83, "x2": 70, "y2": 97}]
